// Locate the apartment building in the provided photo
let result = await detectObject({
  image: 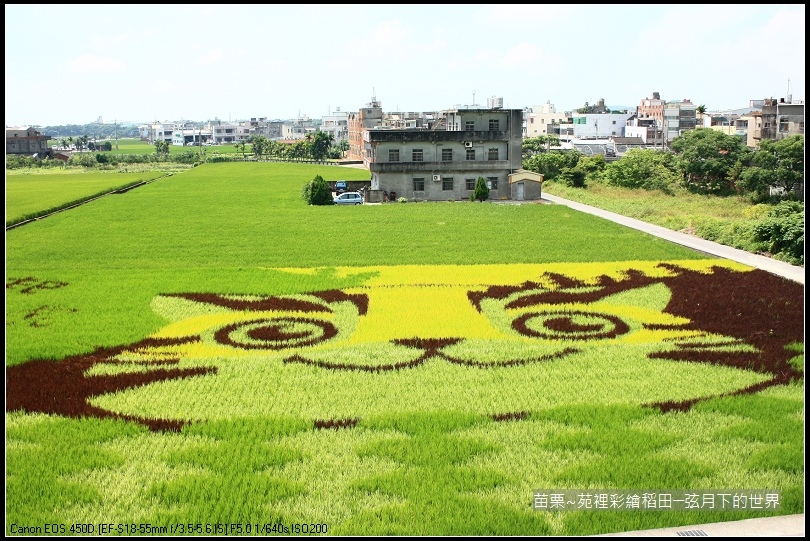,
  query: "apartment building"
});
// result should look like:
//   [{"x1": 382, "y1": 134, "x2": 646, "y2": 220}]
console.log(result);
[
  {"x1": 662, "y1": 100, "x2": 697, "y2": 144},
  {"x1": 364, "y1": 107, "x2": 524, "y2": 201},
  {"x1": 759, "y1": 98, "x2": 804, "y2": 143},
  {"x1": 524, "y1": 101, "x2": 568, "y2": 137},
  {"x1": 320, "y1": 109, "x2": 350, "y2": 143}
]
